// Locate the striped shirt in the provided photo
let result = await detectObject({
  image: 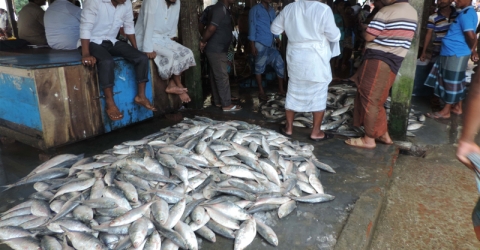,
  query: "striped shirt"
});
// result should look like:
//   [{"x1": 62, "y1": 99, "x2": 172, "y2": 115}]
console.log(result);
[
  {"x1": 427, "y1": 7, "x2": 457, "y2": 48},
  {"x1": 364, "y1": 2, "x2": 418, "y2": 74}
]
